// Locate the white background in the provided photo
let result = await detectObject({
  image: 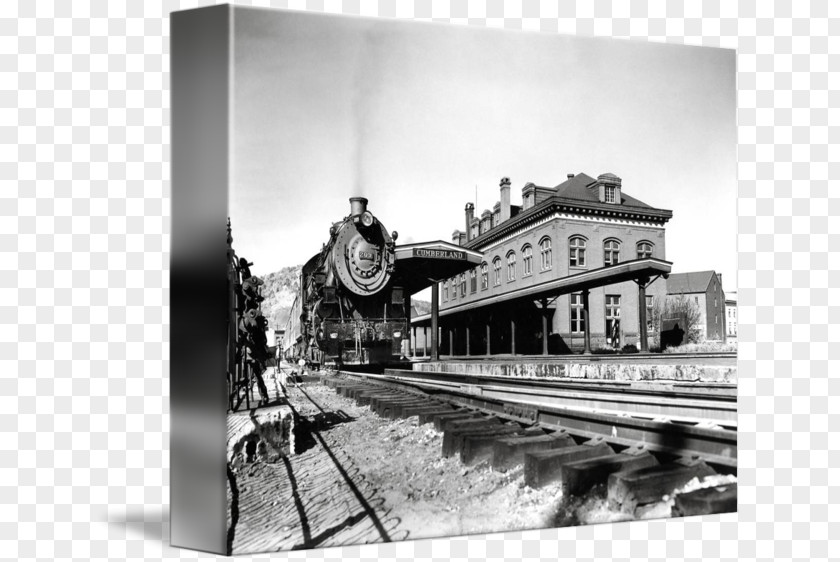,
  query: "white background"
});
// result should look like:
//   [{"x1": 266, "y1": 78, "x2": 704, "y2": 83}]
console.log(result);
[{"x1": 2, "y1": 1, "x2": 835, "y2": 561}]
